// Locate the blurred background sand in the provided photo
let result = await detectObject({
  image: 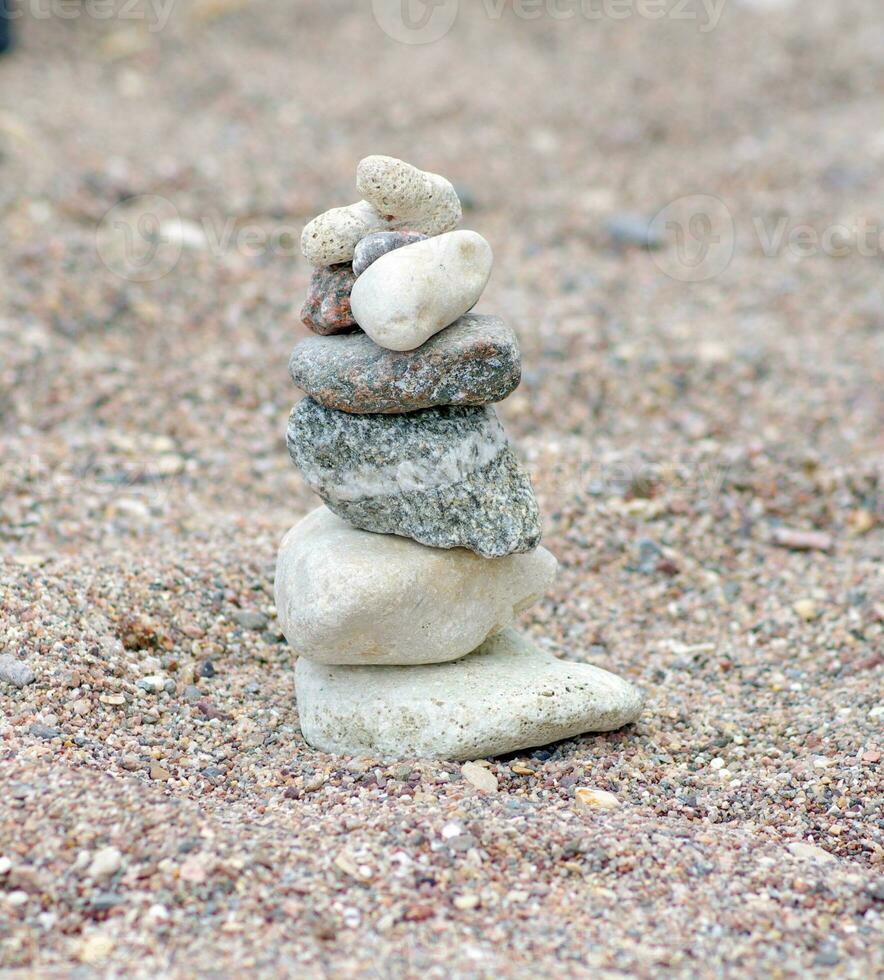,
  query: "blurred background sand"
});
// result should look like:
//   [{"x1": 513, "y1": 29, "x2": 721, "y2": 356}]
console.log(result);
[{"x1": 0, "y1": 1, "x2": 881, "y2": 975}]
